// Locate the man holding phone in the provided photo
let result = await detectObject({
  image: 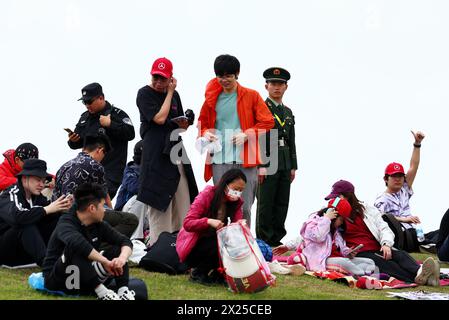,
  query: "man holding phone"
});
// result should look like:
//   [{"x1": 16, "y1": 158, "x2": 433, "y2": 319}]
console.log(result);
[
  {"x1": 67, "y1": 82, "x2": 135, "y2": 199},
  {"x1": 136, "y1": 57, "x2": 198, "y2": 246}
]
